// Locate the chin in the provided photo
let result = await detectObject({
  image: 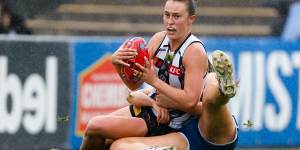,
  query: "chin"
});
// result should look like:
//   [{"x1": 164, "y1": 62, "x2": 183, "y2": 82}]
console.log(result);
[{"x1": 166, "y1": 32, "x2": 177, "y2": 39}]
